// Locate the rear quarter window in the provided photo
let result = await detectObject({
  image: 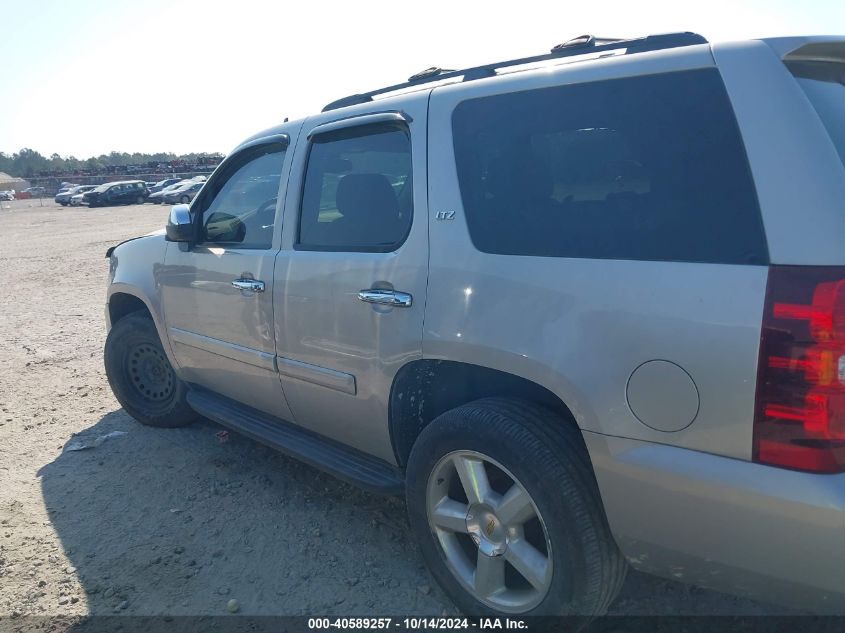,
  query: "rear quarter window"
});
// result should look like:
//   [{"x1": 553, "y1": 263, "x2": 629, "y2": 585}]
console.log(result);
[
  {"x1": 451, "y1": 68, "x2": 768, "y2": 264},
  {"x1": 786, "y1": 60, "x2": 845, "y2": 169}
]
